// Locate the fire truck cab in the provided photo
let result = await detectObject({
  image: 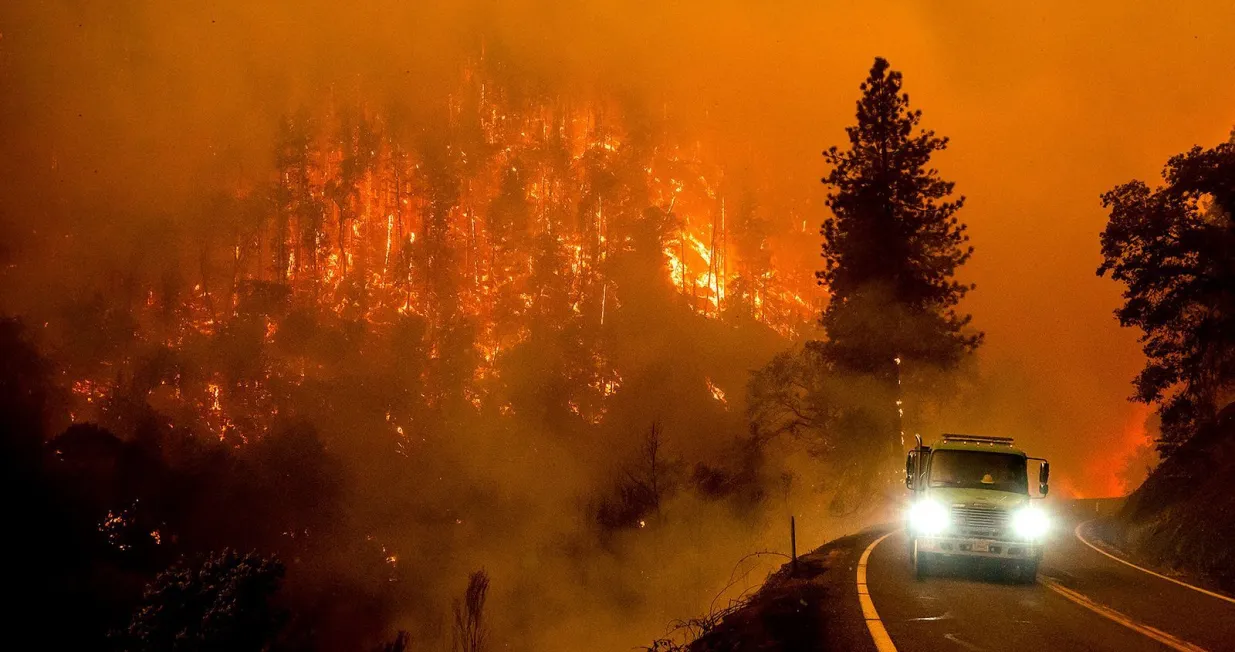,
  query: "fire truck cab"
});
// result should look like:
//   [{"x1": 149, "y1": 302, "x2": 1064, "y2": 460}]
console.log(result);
[{"x1": 904, "y1": 433, "x2": 1051, "y2": 583}]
